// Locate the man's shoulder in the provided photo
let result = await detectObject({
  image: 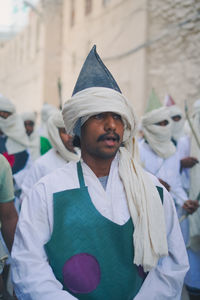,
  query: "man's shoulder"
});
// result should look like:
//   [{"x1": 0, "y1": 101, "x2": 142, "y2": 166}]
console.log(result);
[
  {"x1": 36, "y1": 160, "x2": 79, "y2": 193},
  {"x1": 0, "y1": 154, "x2": 10, "y2": 173}
]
